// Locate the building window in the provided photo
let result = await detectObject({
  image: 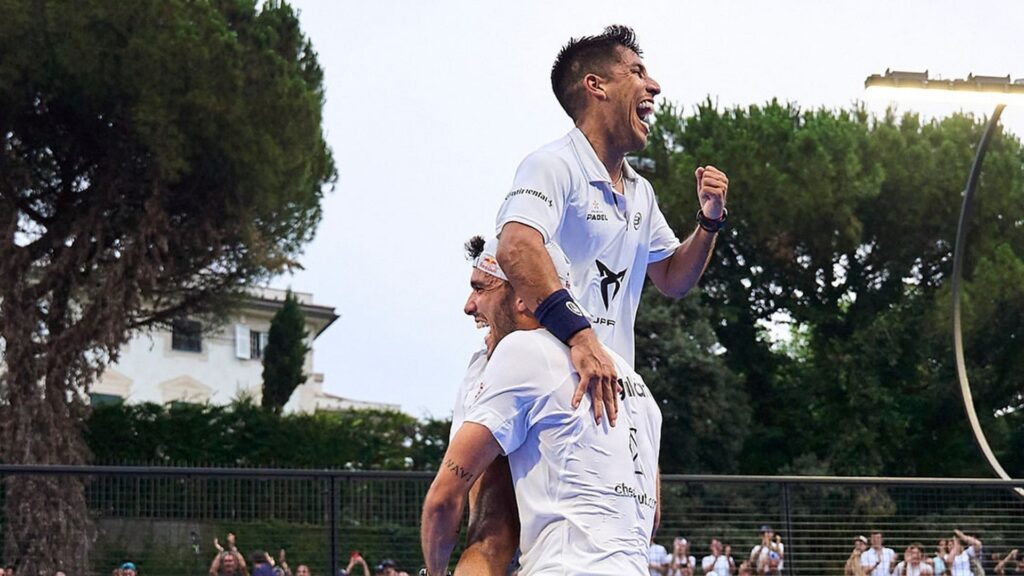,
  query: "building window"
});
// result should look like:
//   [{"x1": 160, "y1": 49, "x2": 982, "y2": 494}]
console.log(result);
[
  {"x1": 89, "y1": 393, "x2": 123, "y2": 406},
  {"x1": 171, "y1": 319, "x2": 203, "y2": 352},
  {"x1": 250, "y1": 330, "x2": 268, "y2": 359}
]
